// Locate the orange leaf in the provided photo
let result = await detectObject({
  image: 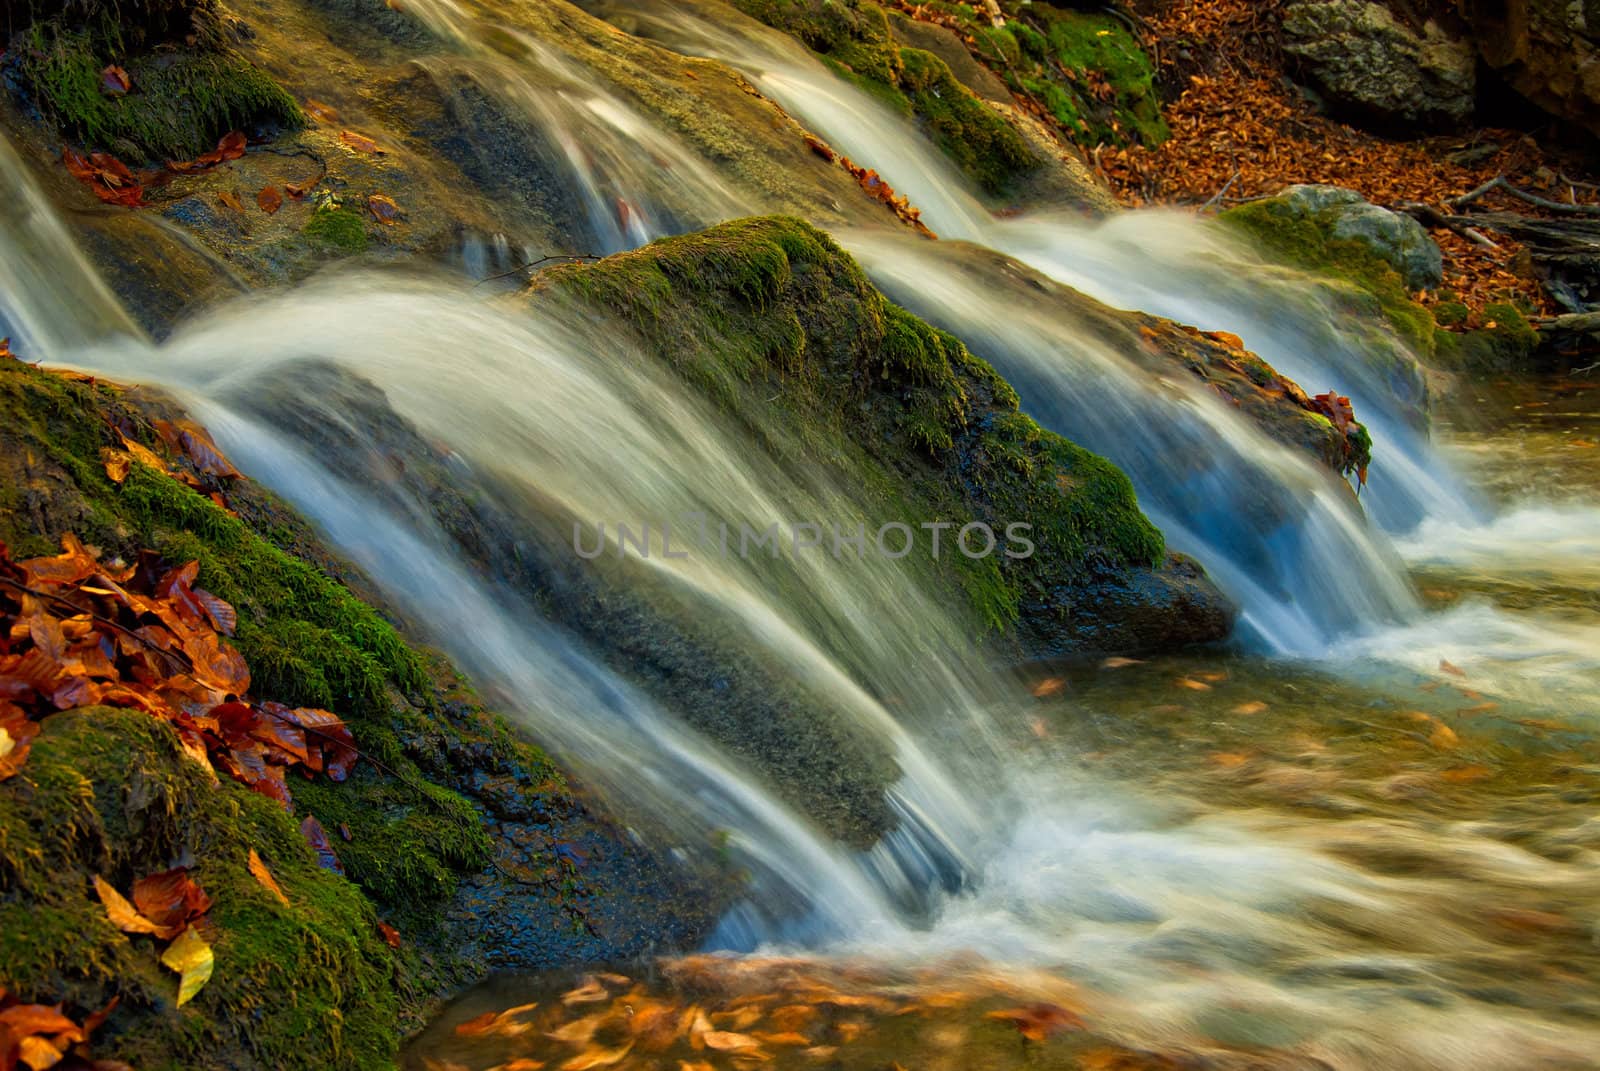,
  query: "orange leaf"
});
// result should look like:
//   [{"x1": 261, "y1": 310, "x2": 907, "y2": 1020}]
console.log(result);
[
  {"x1": 339, "y1": 130, "x2": 386, "y2": 154},
  {"x1": 100, "y1": 64, "x2": 131, "y2": 96},
  {"x1": 131, "y1": 866, "x2": 212, "y2": 930},
  {"x1": 247, "y1": 849, "x2": 290, "y2": 905},
  {"x1": 257, "y1": 186, "x2": 284, "y2": 214},
  {"x1": 368, "y1": 194, "x2": 401, "y2": 224},
  {"x1": 304, "y1": 99, "x2": 340, "y2": 123},
  {"x1": 92, "y1": 875, "x2": 176, "y2": 938},
  {"x1": 218, "y1": 191, "x2": 245, "y2": 212}
]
